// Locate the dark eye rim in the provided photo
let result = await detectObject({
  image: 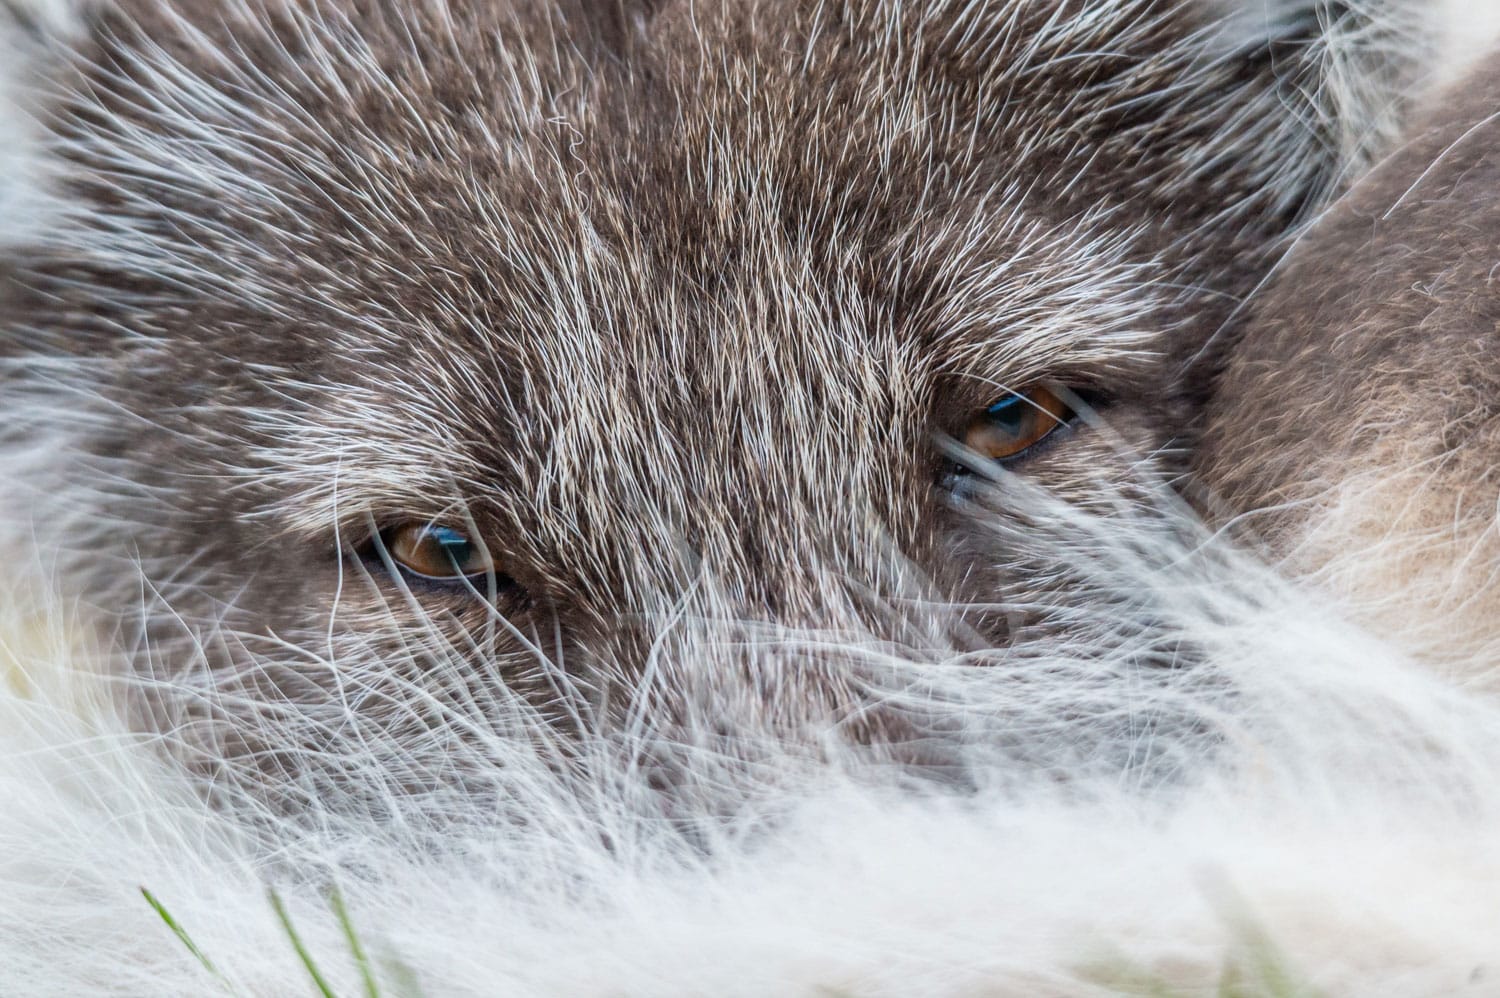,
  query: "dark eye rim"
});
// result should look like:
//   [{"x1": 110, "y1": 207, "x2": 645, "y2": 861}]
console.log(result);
[
  {"x1": 949, "y1": 385, "x2": 1103, "y2": 475},
  {"x1": 356, "y1": 522, "x2": 518, "y2": 597}
]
